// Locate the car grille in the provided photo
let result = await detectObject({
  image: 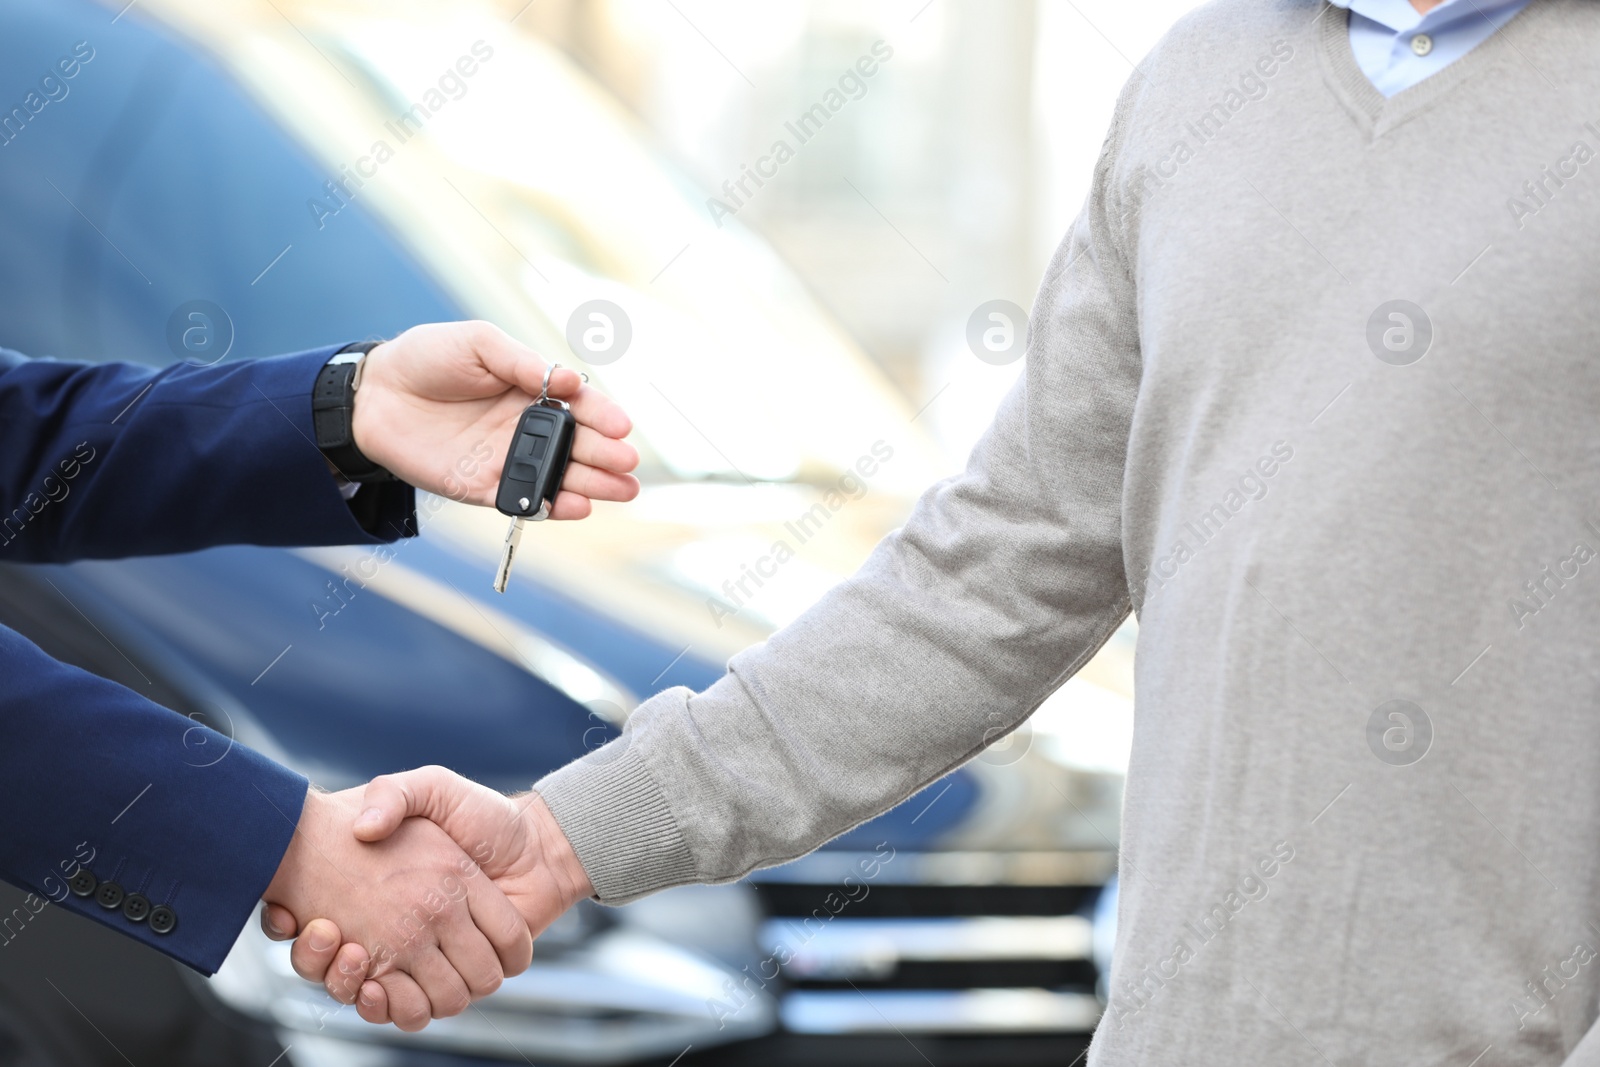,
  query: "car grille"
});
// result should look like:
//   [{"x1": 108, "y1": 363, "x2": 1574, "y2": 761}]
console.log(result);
[{"x1": 752, "y1": 861, "x2": 1110, "y2": 1036}]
